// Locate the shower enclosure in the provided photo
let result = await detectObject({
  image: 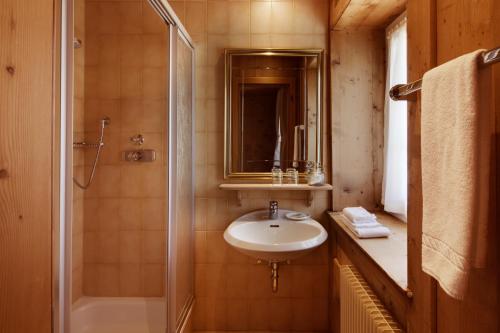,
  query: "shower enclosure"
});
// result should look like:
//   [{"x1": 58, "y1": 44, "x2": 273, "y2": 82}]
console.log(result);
[{"x1": 62, "y1": 0, "x2": 195, "y2": 332}]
